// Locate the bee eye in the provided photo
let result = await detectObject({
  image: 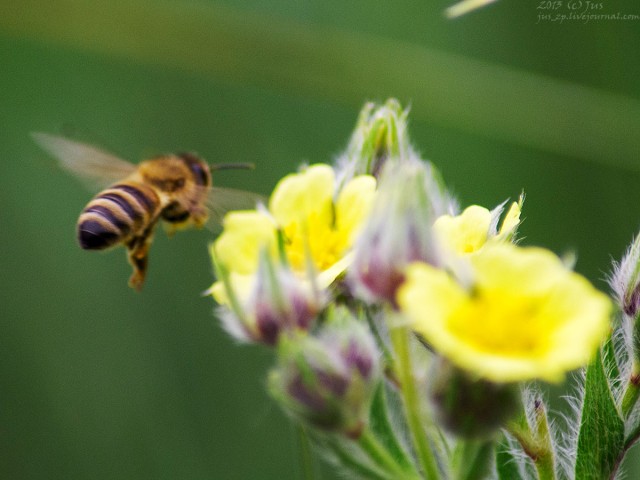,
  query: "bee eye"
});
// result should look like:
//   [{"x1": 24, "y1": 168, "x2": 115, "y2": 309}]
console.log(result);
[
  {"x1": 188, "y1": 162, "x2": 209, "y2": 186},
  {"x1": 178, "y1": 153, "x2": 210, "y2": 187}
]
